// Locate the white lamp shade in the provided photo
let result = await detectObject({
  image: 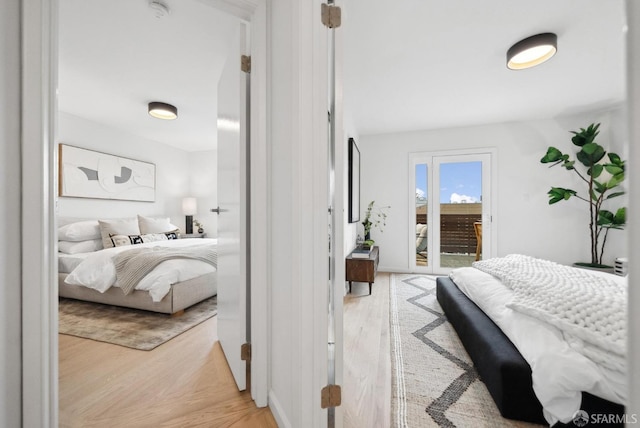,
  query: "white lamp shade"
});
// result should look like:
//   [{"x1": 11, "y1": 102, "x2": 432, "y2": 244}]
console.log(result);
[{"x1": 182, "y1": 197, "x2": 198, "y2": 215}]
